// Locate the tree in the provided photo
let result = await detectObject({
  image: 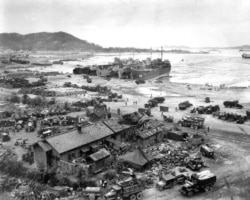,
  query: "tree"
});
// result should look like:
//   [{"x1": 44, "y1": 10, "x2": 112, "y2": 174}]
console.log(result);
[
  {"x1": 9, "y1": 95, "x2": 20, "y2": 104},
  {"x1": 29, "y1": 96, "x2": 44, "y2": 107},
  {"x1": 22, "y1": 94, "x2": 30, "y2": 104}
]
